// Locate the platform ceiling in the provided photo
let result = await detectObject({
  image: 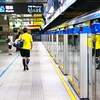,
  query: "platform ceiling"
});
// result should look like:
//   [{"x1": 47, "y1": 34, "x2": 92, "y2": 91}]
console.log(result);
[
  {"x1": 0, "y1": 0, "x2": 100, "y2": 30},
  {"x1": 43, "y1": 0, "x2": 100, "y2": 30}
]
